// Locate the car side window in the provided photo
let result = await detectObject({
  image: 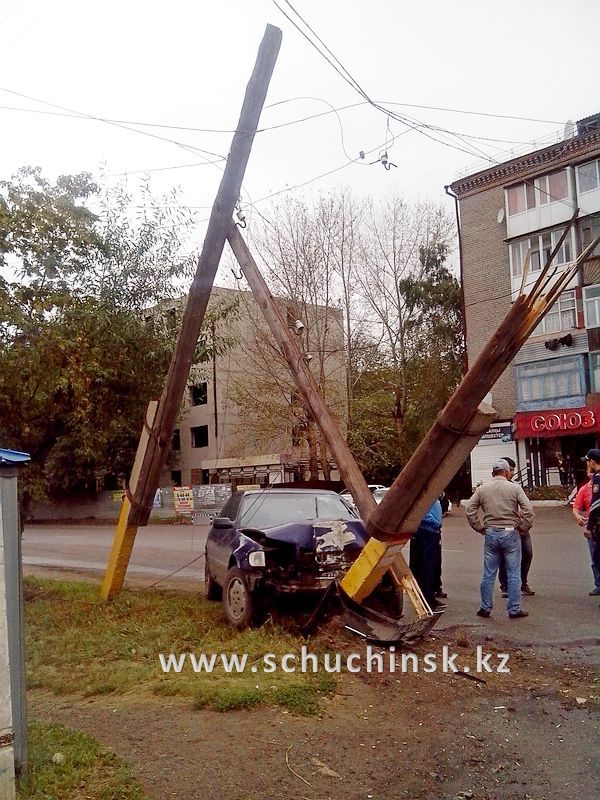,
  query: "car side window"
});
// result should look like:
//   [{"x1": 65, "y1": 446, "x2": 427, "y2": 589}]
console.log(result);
[{"x1": 220, "y1": 493, "x2": 242, "y2": 522}]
